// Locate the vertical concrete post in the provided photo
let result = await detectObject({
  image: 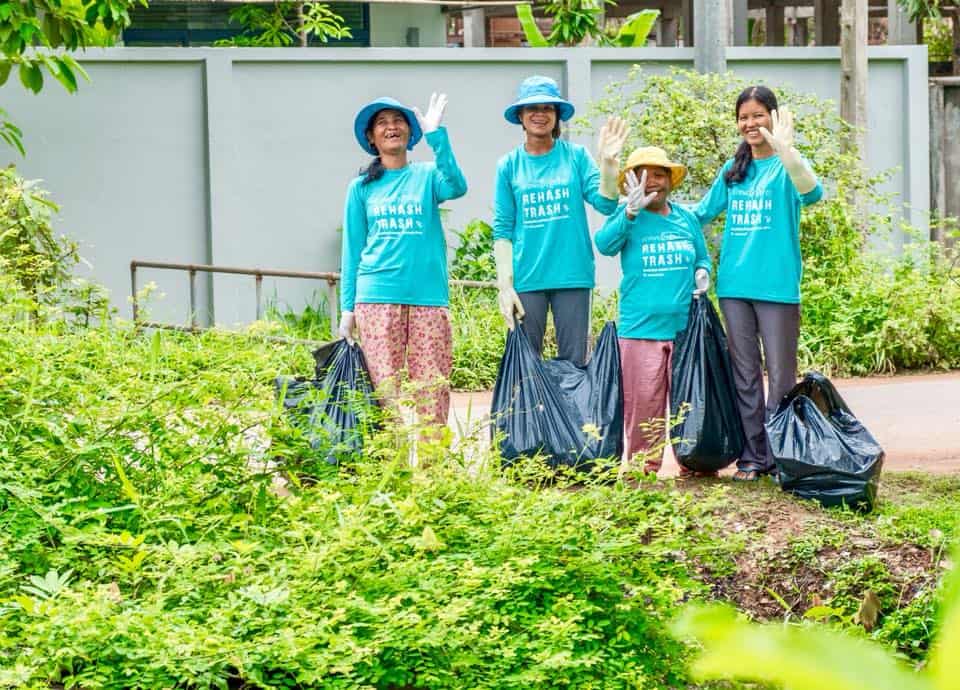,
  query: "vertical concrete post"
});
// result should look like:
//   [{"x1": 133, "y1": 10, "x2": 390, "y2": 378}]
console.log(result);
[
  {"x1": 694, "y1": 0, "x2": 728, "y2": 72},
  {"x1": 462, "y1": 7, "x2": 487, "y2": 47},
  {"x1": 840, "y1": 0, "x2": 868, "y2": 156},
  {"x1": 731, "y1": 0, "x2": 750, "y2": 45},
  {"x1": 202, "y1": 54, "x2": 233, "y2": 326},
  {"x1": 886, "y1": 0, "x2": 917, "y2": 44},
  {"x1": 929, "y1": 80, "x2": 946, "y2": 241}
]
